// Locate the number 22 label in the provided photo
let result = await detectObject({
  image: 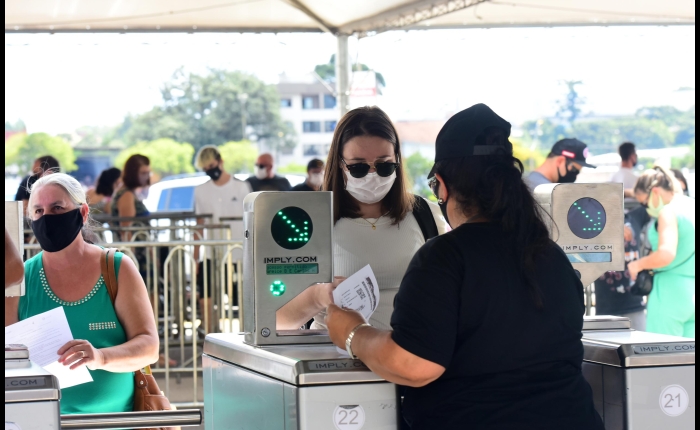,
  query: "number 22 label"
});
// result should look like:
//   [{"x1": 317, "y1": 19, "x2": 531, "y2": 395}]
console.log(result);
[
  {"x1": 333, "y1": 405, "x2": 366, "y2": 430},
  {"x1": 659, "y1": 384, "x2": 689, "y2": 417}
]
